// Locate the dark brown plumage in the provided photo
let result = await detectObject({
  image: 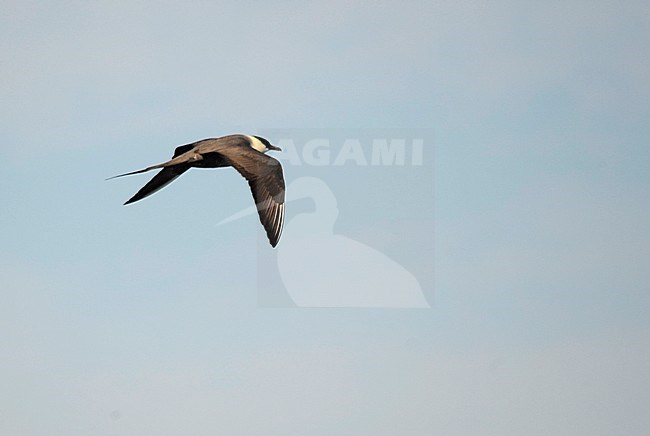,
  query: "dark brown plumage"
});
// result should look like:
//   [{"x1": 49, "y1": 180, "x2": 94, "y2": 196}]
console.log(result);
[{"x1": 109, "y1": 134, "x2": 285, "y2": 247}]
